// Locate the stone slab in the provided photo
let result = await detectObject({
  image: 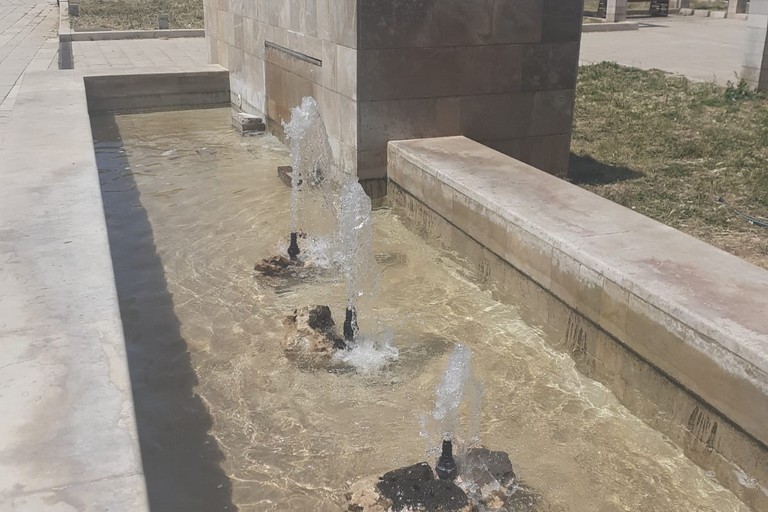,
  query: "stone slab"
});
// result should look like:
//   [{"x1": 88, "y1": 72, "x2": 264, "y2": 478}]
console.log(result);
[
  {"x1": 70, "y1": 29, "x2": 205, "y2": 41},
  {"x1": 83, "y1": 66, "x2": 229, "y2": 111},
  {"x1": 387, "y1": 136, "x2": 768, "y2": 453},
  {"x1": 0, "y1": 69, "x2": 149, "y2": 510}
]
